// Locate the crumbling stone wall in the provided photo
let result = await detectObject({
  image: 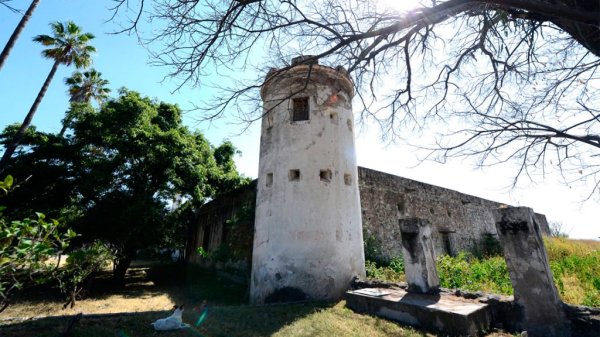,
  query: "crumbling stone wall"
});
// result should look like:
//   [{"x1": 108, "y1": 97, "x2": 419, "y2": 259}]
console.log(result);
[
  {"x1": 358, "y1": 167, "x2": 550, "y2": 259},
  {"x1": 186, "y1": 181, "x2": 256, "y2": 265},
  {"x1": 188, "y1": 167, "x2": 551, "y2": 266}
]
